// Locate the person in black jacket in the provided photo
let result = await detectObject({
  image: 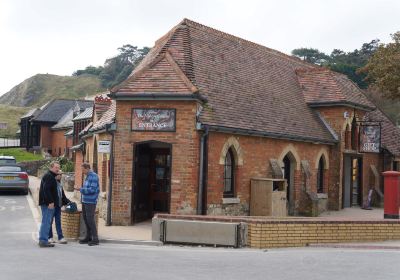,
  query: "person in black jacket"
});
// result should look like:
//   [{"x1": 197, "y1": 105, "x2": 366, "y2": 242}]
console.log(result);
[
  {"x1": 48, "y1": 170, "x2": 70, "y2": 244},
  {"x1": 38, "y1": 161, "x2": 60, "y2": 248}
]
